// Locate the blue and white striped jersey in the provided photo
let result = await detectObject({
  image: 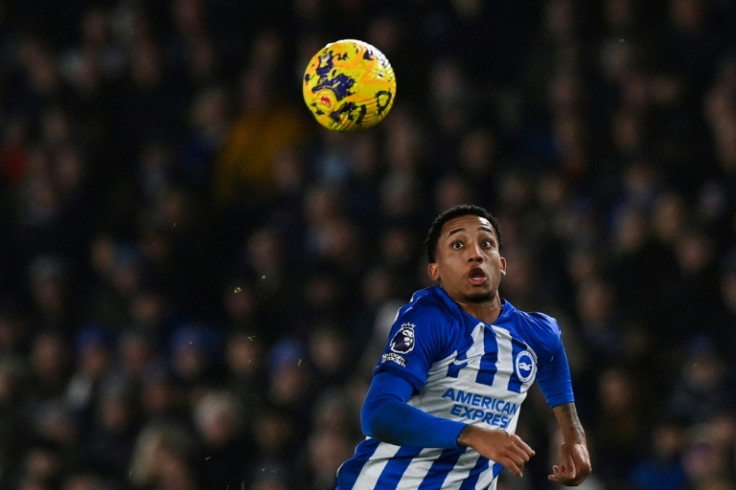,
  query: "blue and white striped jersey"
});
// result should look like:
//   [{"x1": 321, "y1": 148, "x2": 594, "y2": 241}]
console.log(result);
[{"x1": 337, "y1": 285, "x2": 573, "y2": 489}]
